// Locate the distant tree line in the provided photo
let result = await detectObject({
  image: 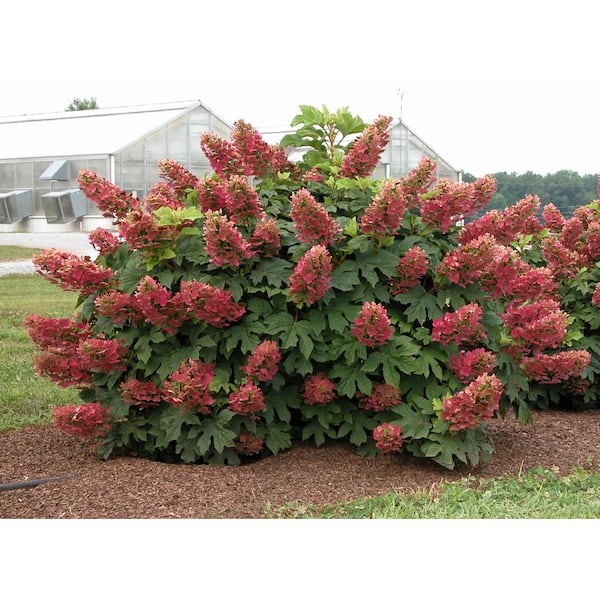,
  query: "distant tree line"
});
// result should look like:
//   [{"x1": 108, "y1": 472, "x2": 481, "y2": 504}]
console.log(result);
[
  {"x1": 463, "y1": 170, "x2": 599, "y2": 218},
  {"x1": 65, "y1": 97, "x2": 99, "y2": 111}
]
